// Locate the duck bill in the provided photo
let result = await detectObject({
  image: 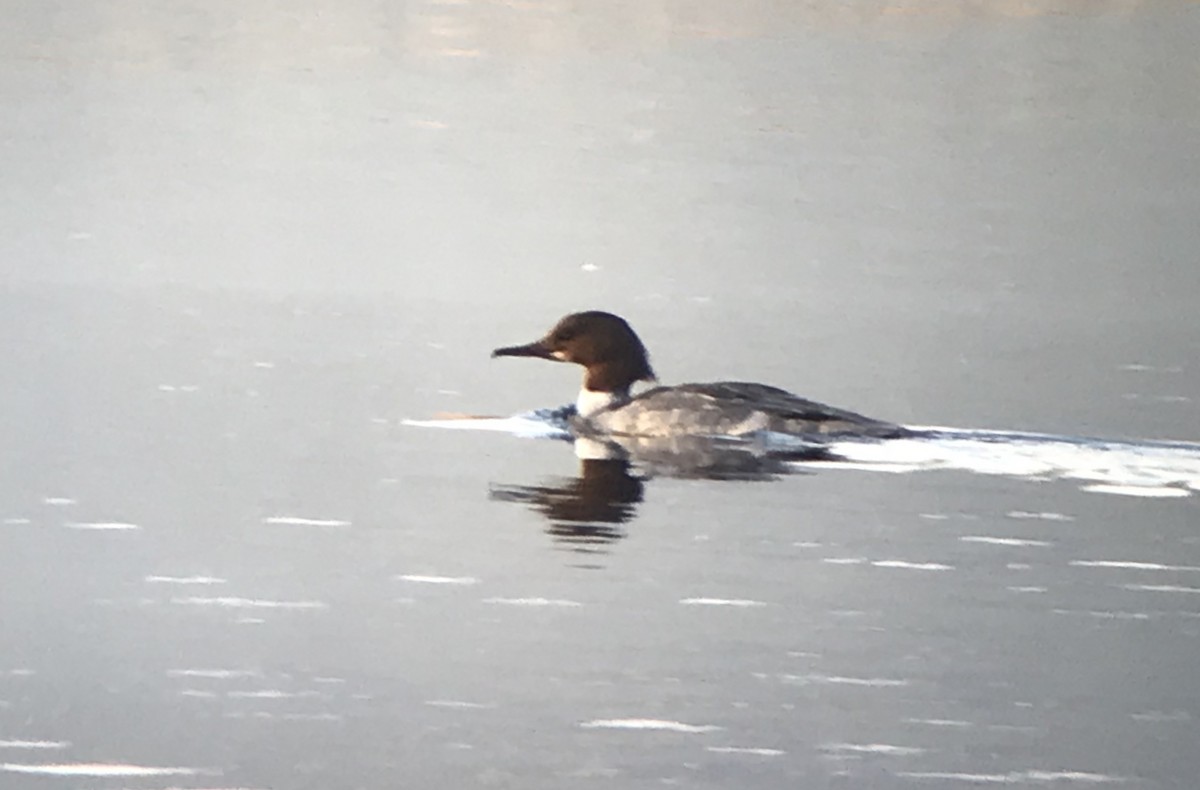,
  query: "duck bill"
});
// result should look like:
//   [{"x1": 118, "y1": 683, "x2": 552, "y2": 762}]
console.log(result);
[{"x1": 491, "y1": 340, "x2": 556, "y2": 360}]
